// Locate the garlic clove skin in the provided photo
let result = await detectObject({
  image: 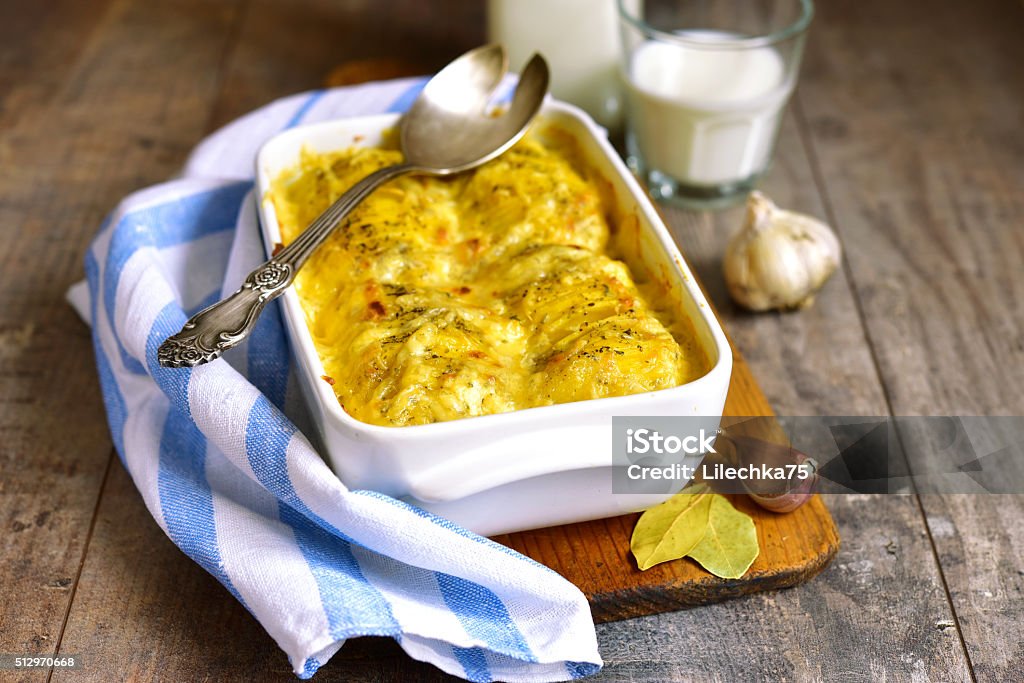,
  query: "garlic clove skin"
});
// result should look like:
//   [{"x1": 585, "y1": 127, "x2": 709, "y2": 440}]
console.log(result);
[
  {"x1": 724, "y1": 192, "x2": 842, "y2": 312},
  {"x1": 721, "y1": 434, "x2": 819, "y2": 514}
]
